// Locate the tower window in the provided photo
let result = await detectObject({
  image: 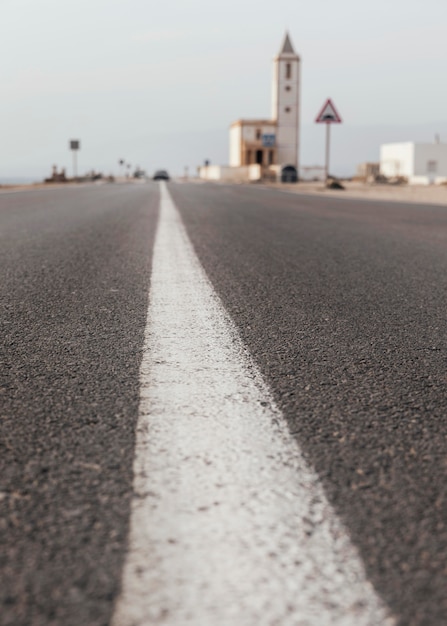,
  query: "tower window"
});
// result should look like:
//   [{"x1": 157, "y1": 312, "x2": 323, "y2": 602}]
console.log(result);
[
  {"x1": 285, "y1": 86, "x2": 291, "y2": 91},
  {"x1": 256, "y1": 128, "x2": 262, "y2": 140},
  {"x1": 286, "y1": 63, "x2": 292, "y2": 79},
  {"x1": 285, "y1": 107, "x2": 291, "y2": 113}
]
